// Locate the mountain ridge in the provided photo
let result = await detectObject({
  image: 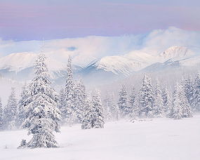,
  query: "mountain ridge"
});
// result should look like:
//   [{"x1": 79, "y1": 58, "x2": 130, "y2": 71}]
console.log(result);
[{"x1": 0, "y1": 46, "x2": 199, "y2": 84}]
